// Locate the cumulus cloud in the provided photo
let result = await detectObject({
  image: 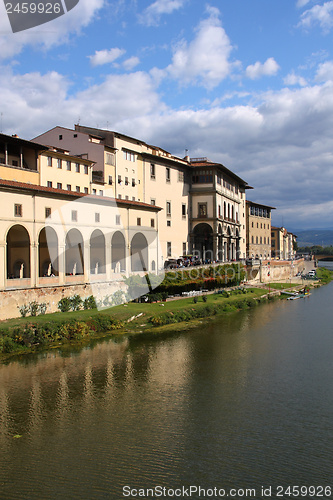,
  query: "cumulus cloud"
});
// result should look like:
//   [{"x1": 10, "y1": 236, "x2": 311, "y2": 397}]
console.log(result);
[
  {"x1": 138, "y1": 0, "x2": 187, "y2": 26},
  {"x1": 89, "y1": 48, "x2": 126, "y2": 66},
  {"x1": 166, "y1": 6, "x2": 236, "y2": 89},
  {"x1": 297, "y1": 1, "x2": 333, "y2": 32},
  {"x1": 245, "y1": 58, "x2": 280, "y2": 80},
  {"x1": 2, "y1": 58, "x2": 333, "y2": 228},
  {"x1": 123, "y1": 56, "x2": 140, "y2": 70},
  {"x1": 284, "y1": 71, "x2": 307, "y2": 86},
  {"x1": 0, "y1": 0, "x2": 104, "y2": 60},
  {"x1": 315, "y1": 60, "x2": 333, "y2": 81},
  {"x1": 296, "y1": 0, "x2": 311, "y2": 7}
]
